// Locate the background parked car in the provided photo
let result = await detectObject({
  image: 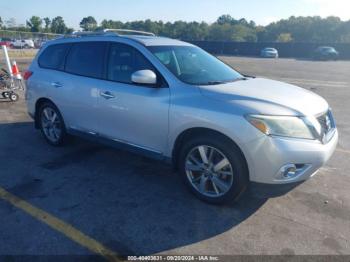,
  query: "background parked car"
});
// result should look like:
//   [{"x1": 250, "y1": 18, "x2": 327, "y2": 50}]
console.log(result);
[
  {"x1": 34, "y1": 39, "x2": 48, "y2": 49},
  {"x1": 260, "y1": 47, "x2": 279, "y2": 58},
  {"x1": 313, "y1": 46, "x2": 339, "y2": 61},
  {"x1": 0, "y1": 38, "x2": 13, "y2": 47},
  {"x1": 11, "y1": 39, "x2": 35, "y2": 49}
]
